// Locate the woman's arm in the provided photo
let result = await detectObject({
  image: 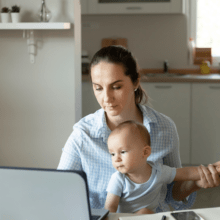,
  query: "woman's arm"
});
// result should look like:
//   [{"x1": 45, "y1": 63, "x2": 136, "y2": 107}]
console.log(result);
[
  {"x1": 172, "y1": 163, "x2": 220, "y2": 201},
  {"x1": 174, "y1": 164, "x2": 220, "y2": 182},
  {"x1": 57, "y1": 130, "x2": 83, "y2": 170},
  {"x1": 105, "y1": 193, "x2": 120, "y2": 213},
  {"x1": 174, "y1": 167, "x2": 200, "y2": 181},
  {"x1": 162, "y1": 119, "x2": 195, "y2": 203},
  {"x1": 162, "y1": 119, "x2": 198, "y2": 206}
]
